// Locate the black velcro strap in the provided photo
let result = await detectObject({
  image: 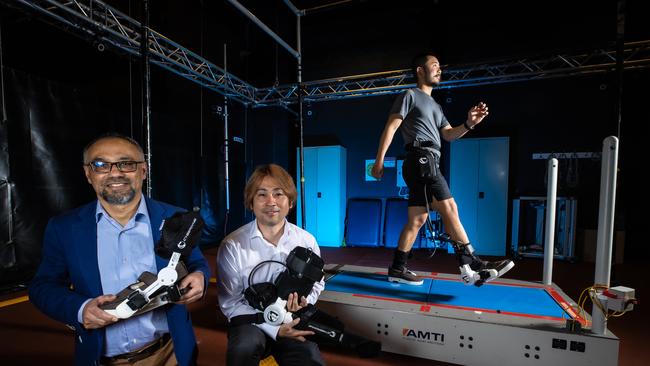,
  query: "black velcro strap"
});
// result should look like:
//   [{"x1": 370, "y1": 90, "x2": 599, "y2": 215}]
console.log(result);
[
  {"x1": 287, "y1": 256, "x2": 324, "y2": 283},
  {"x1": 285, "y1": 247, "x2": 324, "y2": 282},
  {"x1": 405, "y1": 140, "x2": 440, "y2": 151},
  {"x1": 229, "y1": 313, "x2": 265, "y2": 327}
]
